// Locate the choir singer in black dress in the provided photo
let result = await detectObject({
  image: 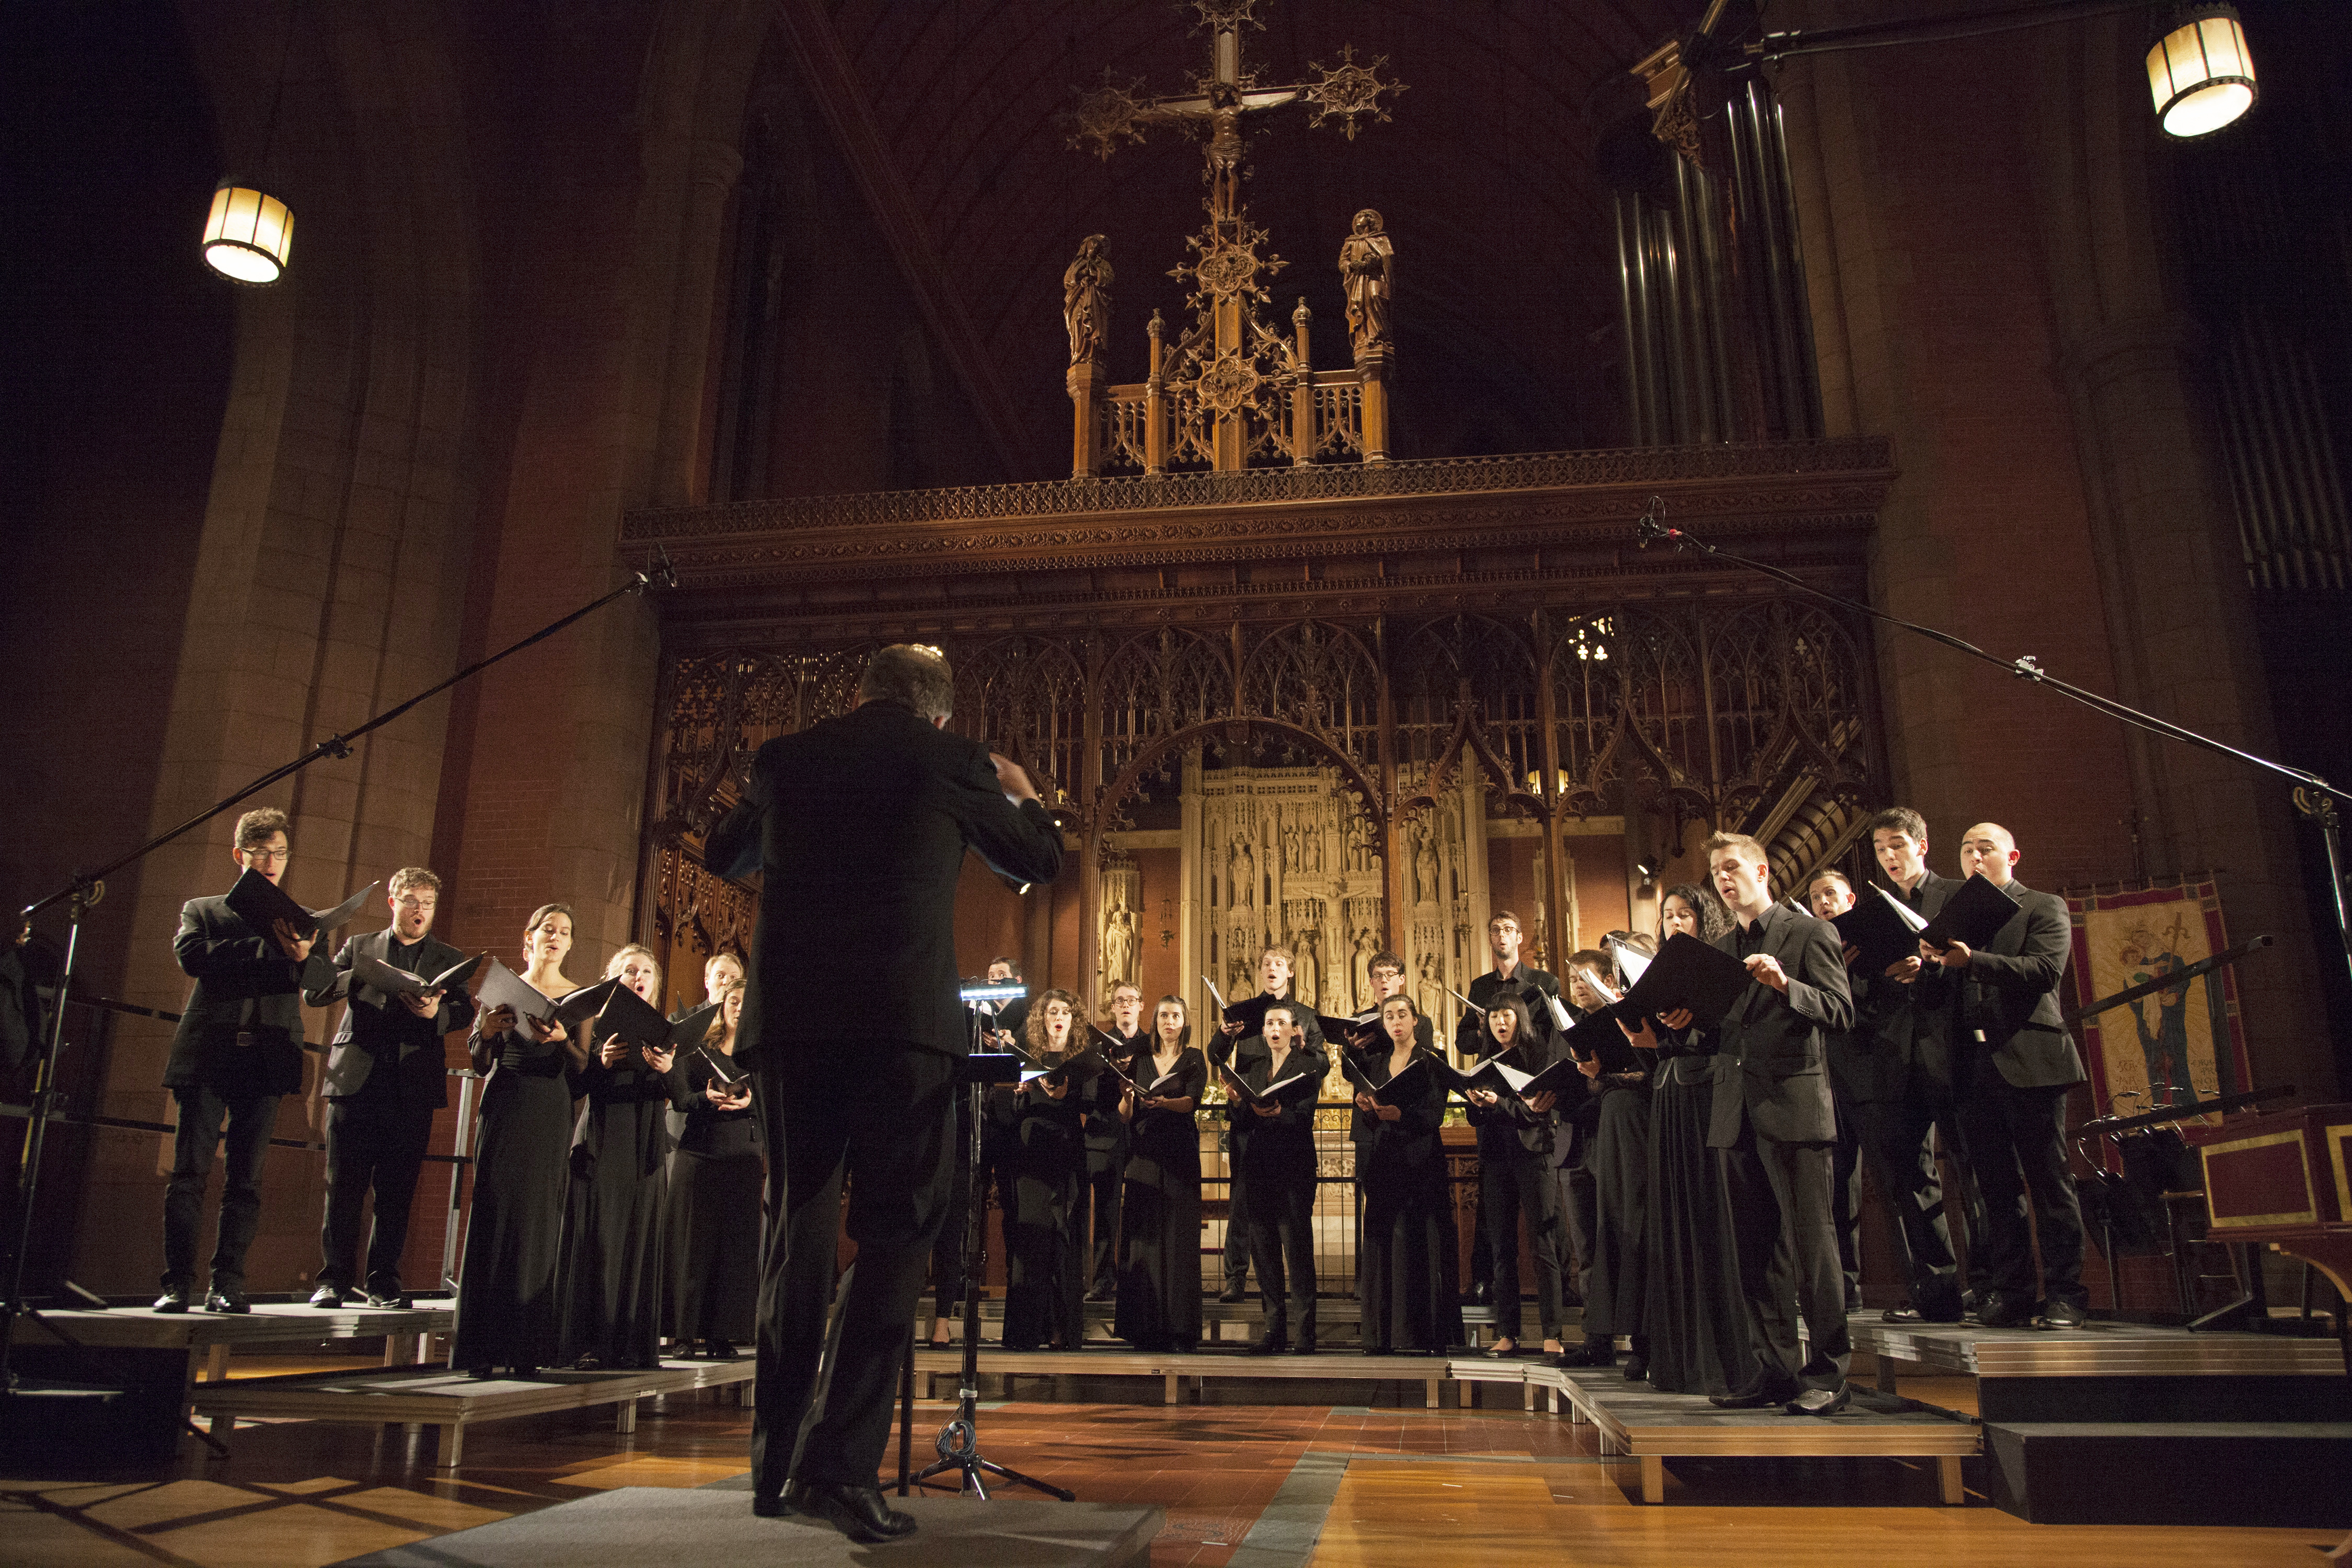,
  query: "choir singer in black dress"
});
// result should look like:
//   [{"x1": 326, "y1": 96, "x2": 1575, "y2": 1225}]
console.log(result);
[
  {"x1": 704, "y1": 643, "x2": 1063, "y2": 1542},
  {"x1": 1002, "y1": 988, "x2": 1088, "y2": 1351},
  {"x1": 1351, "y1": 995, "x2": 1459, "y2": 1354},
  {"x1": 1238, "y1": 1000, "x2": 1325, "y2": 1355},
  {"x1": 663, "y1": 981, "x2": 760, "y2": 1358},
  {"x1": 1113, "y1": 996, "x2": 1207, "y2": 1352},
  {"x1": 1625, "y1": 887, "x2": 1751, "y2": 1396},
  {"x1": 556, "y1": 944, "x2": 683, "y2": 1371},
  {"x1": 453, "y1": 903, "x2": 587, "y2": 1378},
  {"x1": 1462, "y1": 995, "x2": 1565, "y2": 1360}
]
